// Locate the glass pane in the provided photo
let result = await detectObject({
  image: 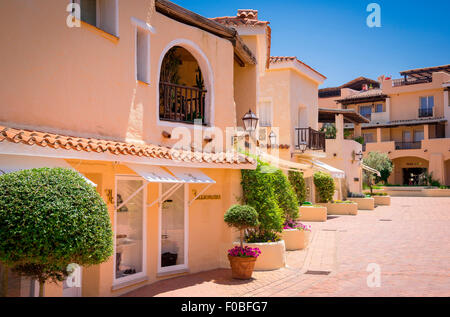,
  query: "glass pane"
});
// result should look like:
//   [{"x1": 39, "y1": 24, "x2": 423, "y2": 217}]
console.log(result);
[
  {"x1": 403, "y1": 131, "x2": 411, "y2": 142},
  {"x1": 414, "y1": 131, "x2": 424, "y2": 141},
  {"x1": 161, "y1": 184, "x2": 185, "y2": 268},
  {"x1": 428, "y1": 96, "x2": 434, "y2": 108},
  {"x1": 420, "y1": 97, "x2": 427, "y2": 109},
  {"x1": 359, "y1": 106, "x2": 372, "y2": 119},
  {"x1": 80, "y1": 0, "x2": 97, "y2": 26},
  {"x1": 375, "y1": 104, "x2": 383, "y2": 112},
  {"x1": 259, "y1": 102, "x2": 272, "y2": 127},
  {"x1": 115, "y1": 179, "x2": 144, "y2": 279}
]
